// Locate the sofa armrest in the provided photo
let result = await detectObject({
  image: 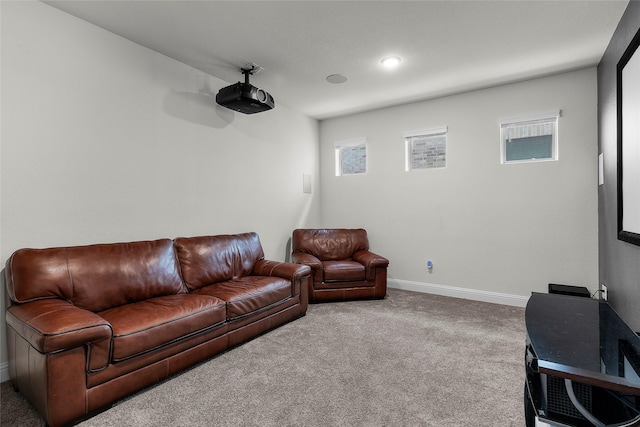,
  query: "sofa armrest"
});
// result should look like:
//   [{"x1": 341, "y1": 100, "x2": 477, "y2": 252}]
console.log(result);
[
  {"x1": 6, "y1": 298, "x2": 113, "y2": 372},
  {"x1": 353, "y1": 250, "x2": 389, "y2": 279},
  {"x1": 252, "y1": 260, "x2": 311, "y2": 286},
  {"x1": 291, "y1": 252, "x2": 324, "y2": 284},
  {"x1": 291, "y1": 252, "x2": 322, "y2": 271},
  {"x1": 252, "y1": 260, "x2": 311, "y2": 310}
]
